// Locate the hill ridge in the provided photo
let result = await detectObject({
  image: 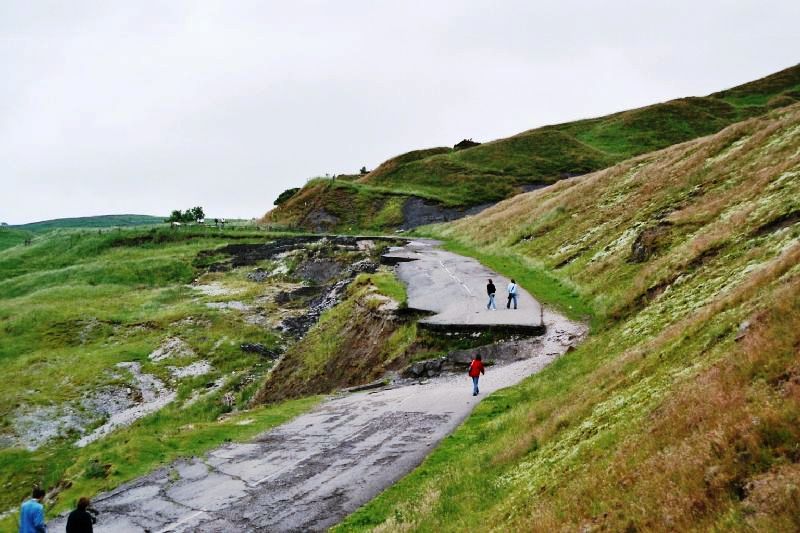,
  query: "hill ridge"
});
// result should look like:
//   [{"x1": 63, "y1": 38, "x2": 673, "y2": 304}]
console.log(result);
[{"x1": 267, "y1": 63, "x2": 800, "y2": 232}]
